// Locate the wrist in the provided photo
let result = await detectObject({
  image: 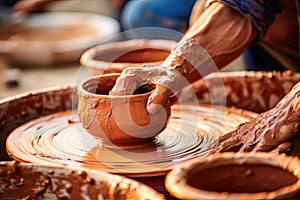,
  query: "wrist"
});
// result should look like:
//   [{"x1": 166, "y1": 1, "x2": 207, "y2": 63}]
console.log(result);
[
  {"x1": 163, "y1": 37, "x2": 198, "y2": 74},
  {"x1": 163, "y1": 37, "x2": 213, "y2": 83}
]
